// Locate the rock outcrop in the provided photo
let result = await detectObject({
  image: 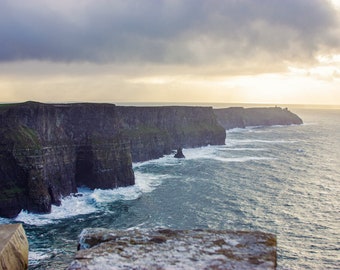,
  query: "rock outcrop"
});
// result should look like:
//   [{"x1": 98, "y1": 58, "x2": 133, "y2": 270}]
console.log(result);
[
  {"x1": 0, "y1": 223, "x2": 29, "y2": 270},
  {"x1": 214, "y1": 107, "x2": 303, "y2": 130},
  {"x1": 174, "y1": 147, "x2": 185, "y2": 158},
  {"x1": 68, "y1": 228, "x2": 277, "y2": 270},
  {"x1": 0, "y1": 102, "x2": 225, "y2": 218}
]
